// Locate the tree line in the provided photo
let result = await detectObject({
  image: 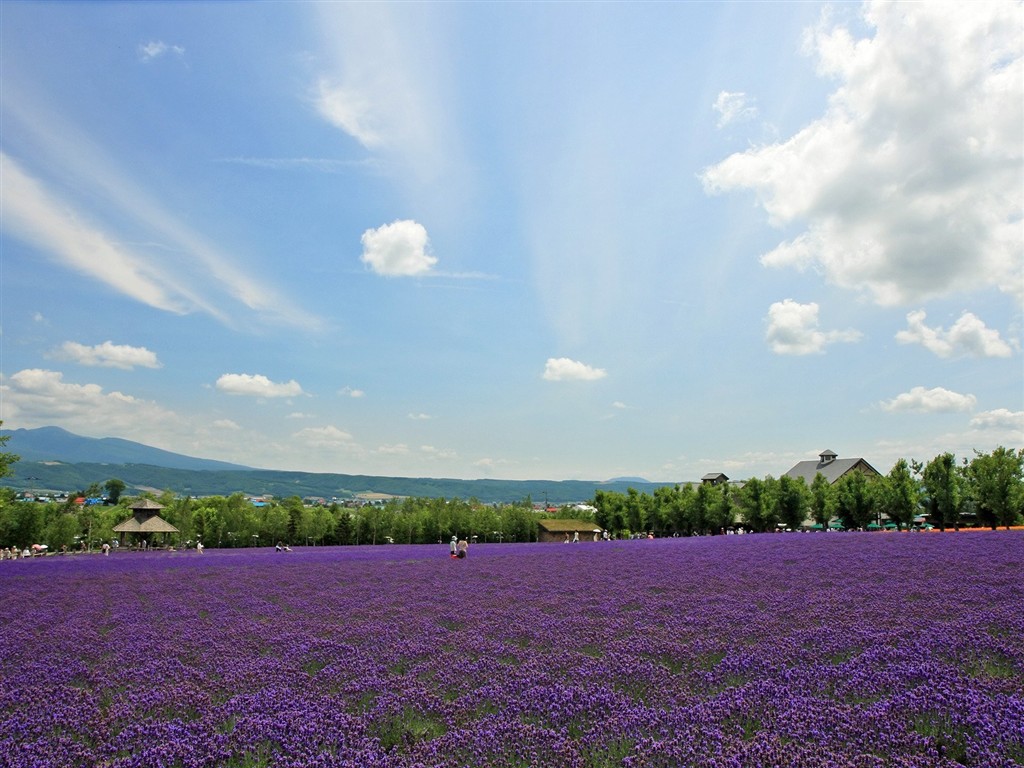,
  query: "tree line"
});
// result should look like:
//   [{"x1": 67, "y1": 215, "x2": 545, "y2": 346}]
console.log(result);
[
  {"x1": 0, "y1": 425, "x2": 1020, "y2": 550},
  {"x1": 593, "y1": 448, "x2": 1023, "y2": 535}
]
